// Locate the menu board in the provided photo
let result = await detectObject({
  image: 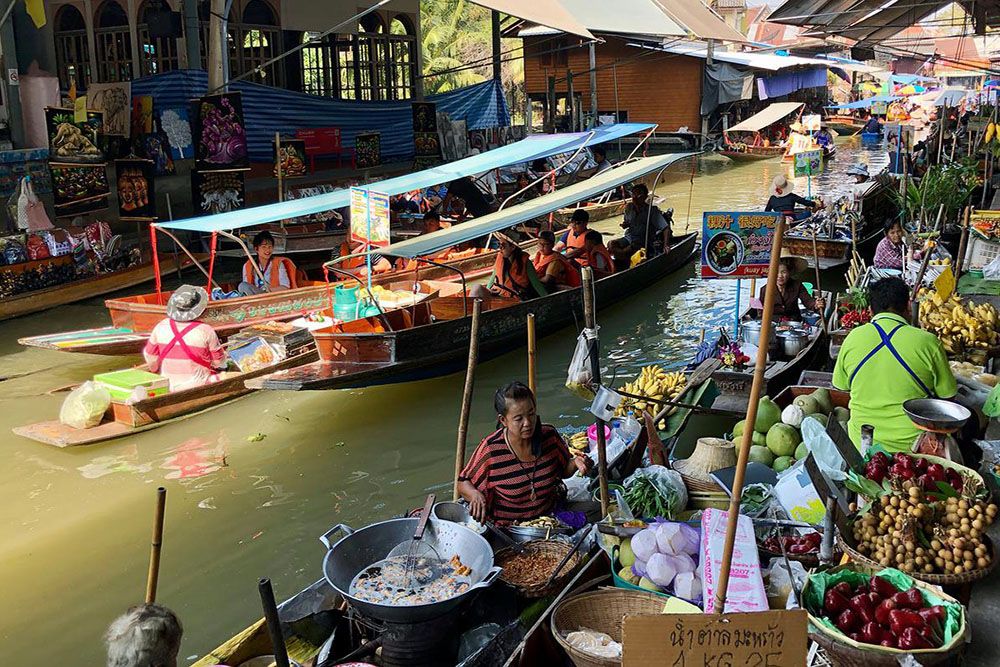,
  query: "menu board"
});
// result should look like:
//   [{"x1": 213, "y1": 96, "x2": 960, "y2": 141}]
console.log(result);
[
  {"x1": 350, "y1": 187, "x2": 390, "y2": 248},
  {"x1": 701, "y1": 211, "x2": 782, "y2": 279}
]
